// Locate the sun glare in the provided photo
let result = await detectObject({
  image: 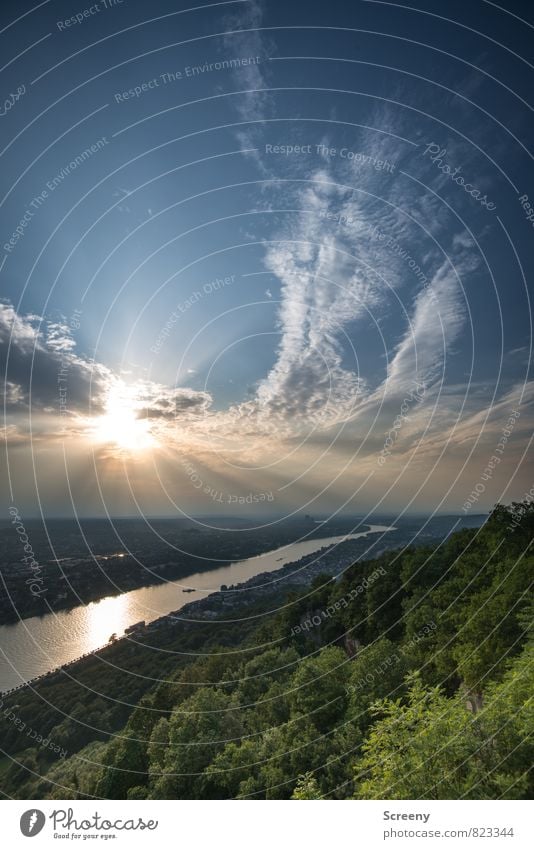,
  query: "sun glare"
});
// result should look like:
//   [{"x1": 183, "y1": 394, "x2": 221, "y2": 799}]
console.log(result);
[{"x1": 90, "y1": 382, "x2": 156, "y2": 452}]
